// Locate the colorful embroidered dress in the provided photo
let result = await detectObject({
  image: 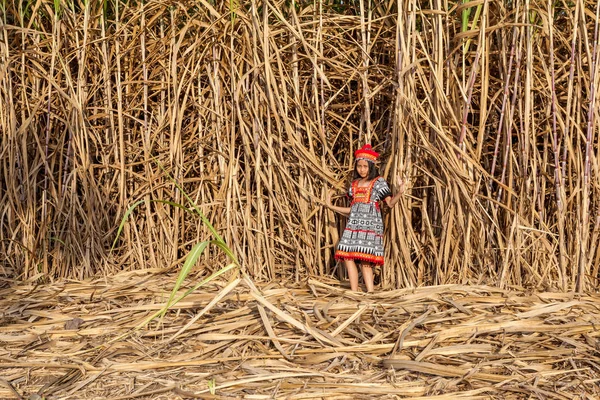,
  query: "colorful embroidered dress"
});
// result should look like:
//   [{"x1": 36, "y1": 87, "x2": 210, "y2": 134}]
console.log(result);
[{"x1": 335, "y1": 177, "x2": 392, "y2": 265}]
